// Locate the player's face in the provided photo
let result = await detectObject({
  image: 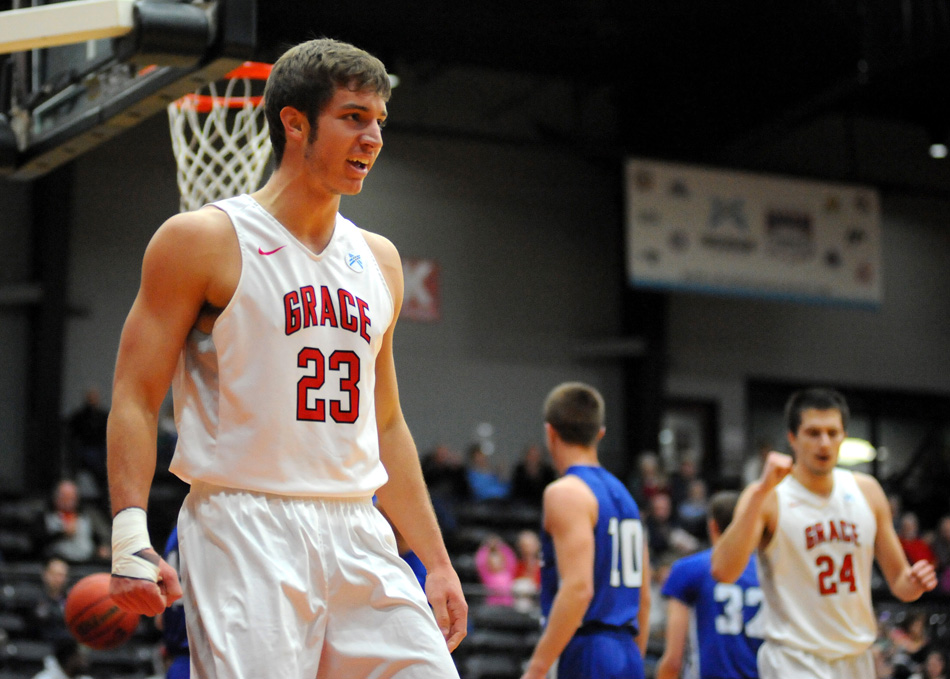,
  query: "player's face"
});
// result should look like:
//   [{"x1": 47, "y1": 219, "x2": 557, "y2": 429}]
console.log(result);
[
  {"x1": 305, "y1": 86, "x2": 387, "y2": 195},
  {"x1": 787, "y1": 408, "x2": 845, "y2": 476}
]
